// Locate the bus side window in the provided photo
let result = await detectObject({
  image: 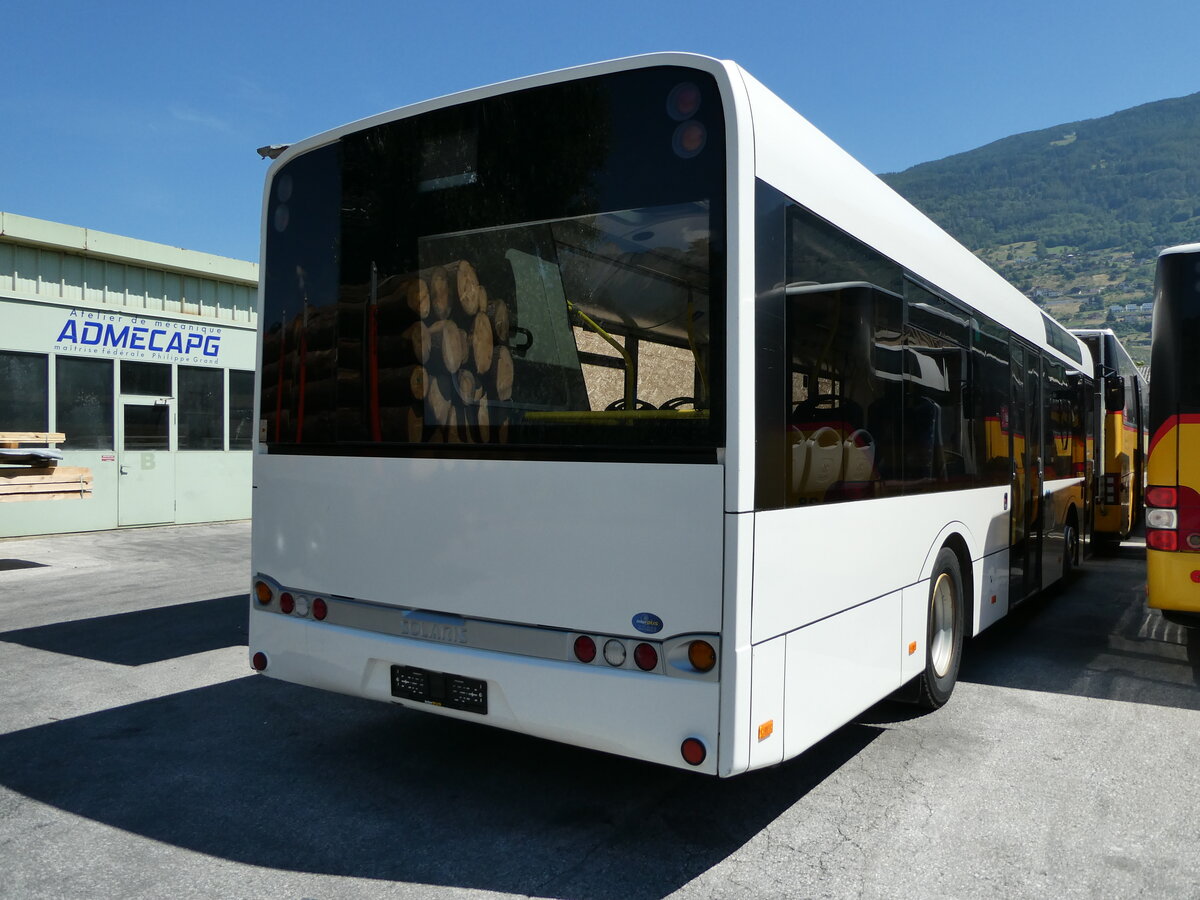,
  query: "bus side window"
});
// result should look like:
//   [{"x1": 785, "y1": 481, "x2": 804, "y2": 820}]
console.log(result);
[{"x1": 786, "y1": 283, "x2": 903, "y2": 505}]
